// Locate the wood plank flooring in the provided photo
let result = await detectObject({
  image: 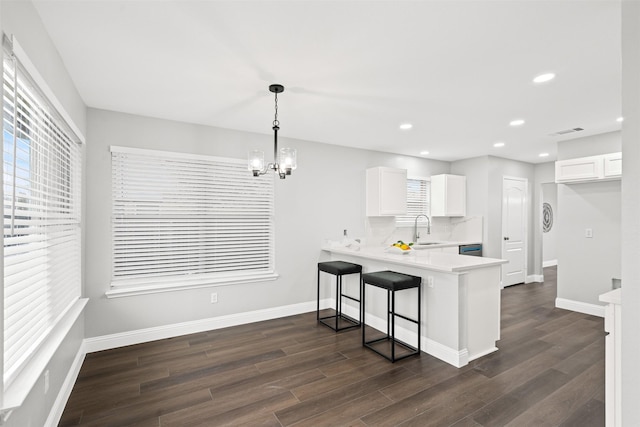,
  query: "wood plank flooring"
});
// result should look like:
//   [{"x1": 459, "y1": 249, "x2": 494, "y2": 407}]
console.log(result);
[{"x1": 59, "y1": 266, "x2": 605, "y2": 426}]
